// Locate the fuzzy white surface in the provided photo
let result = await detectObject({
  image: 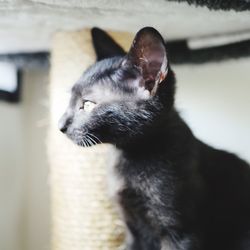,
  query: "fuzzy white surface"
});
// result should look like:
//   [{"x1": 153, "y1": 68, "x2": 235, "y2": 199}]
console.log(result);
[{"x1": 0, "y1": 0, "x2": 250, "y2": 53}]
